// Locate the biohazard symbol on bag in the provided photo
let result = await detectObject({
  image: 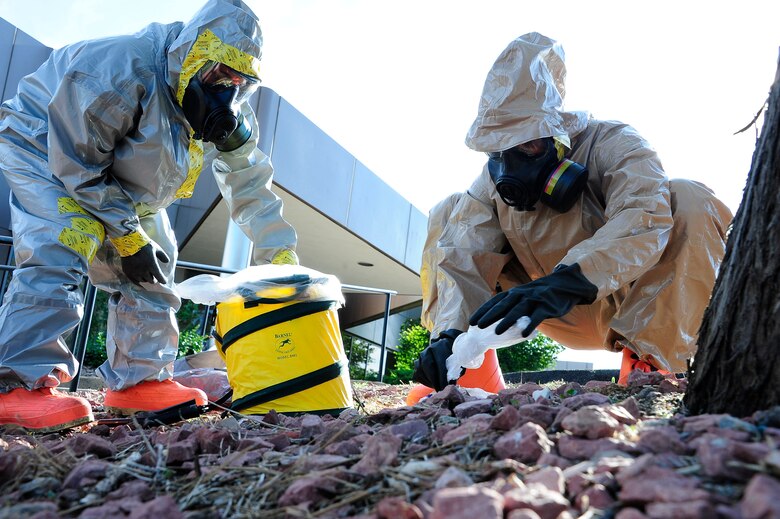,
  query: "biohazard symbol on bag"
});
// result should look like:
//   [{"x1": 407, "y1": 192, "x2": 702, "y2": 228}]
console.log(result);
[{"x1": 275, "y1": 333, "x2": 295, "y2": 354}]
